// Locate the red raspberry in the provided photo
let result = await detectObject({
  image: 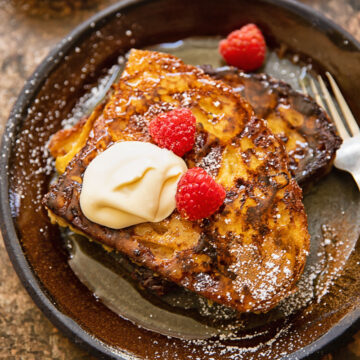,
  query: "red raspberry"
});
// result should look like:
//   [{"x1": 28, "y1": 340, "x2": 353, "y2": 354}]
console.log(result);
[
  {"x1": 219, "y1": 23, "x2": 266, "y2": 72},
  {"x1": 149, "y1": 108, "x2": 196, "y2": 157},
  {"x1": 176, "y1": 167, "x2": 226, "y2": 221}
]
